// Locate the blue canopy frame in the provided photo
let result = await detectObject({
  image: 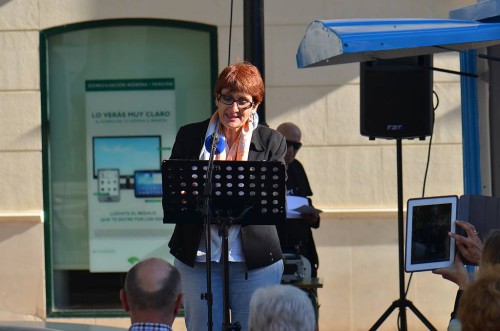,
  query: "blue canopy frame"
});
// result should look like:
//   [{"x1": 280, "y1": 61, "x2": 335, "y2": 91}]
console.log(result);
[
  {"x1": 297, "y1": 18, "x2": 500, "y2": 68},
  {"x1": 296, "y1": 17, "x2": 500, "y2": 194}
]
